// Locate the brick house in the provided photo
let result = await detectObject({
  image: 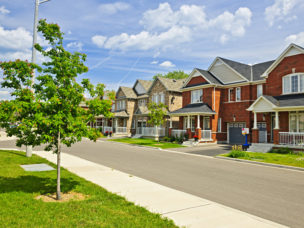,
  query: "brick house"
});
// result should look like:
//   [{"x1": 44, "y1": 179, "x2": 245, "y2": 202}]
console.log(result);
[{"x1": 169, "y1": 43, "x2": 304, "y2": 148}]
